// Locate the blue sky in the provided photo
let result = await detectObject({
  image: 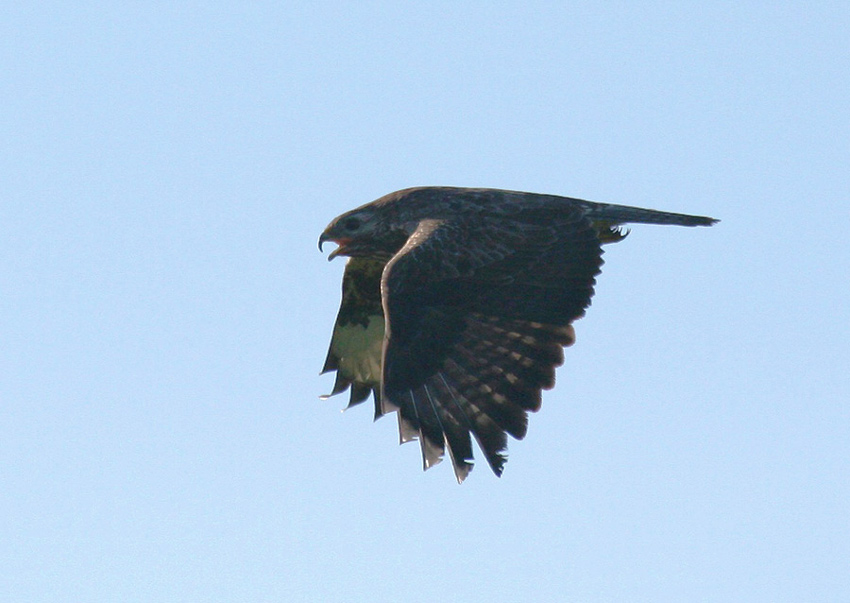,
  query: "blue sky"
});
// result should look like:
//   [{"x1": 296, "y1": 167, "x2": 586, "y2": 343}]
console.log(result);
[{"x1": 2, "y1": 3, "x2": 848, "y2": 601}]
